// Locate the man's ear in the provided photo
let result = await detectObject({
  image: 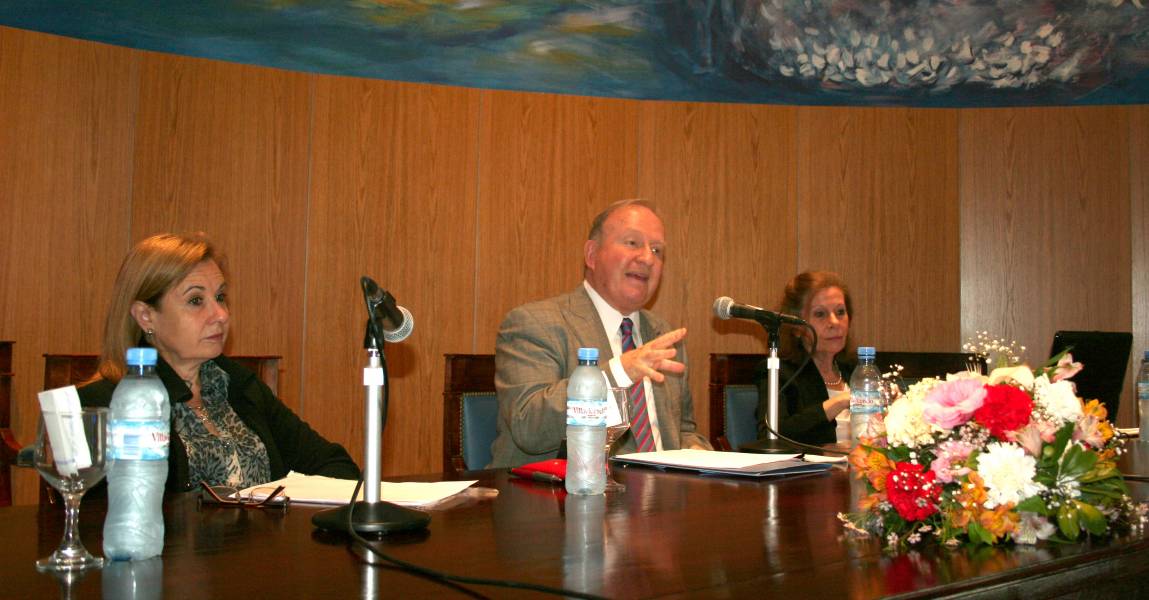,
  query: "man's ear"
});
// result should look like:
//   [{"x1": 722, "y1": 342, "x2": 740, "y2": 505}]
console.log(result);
[
  {"x1": 130, "y1": 300, "x2": 155, "y2": 332},
  {"x1": 584, "y1": 239, "x2": 598, "y2": 271}
]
